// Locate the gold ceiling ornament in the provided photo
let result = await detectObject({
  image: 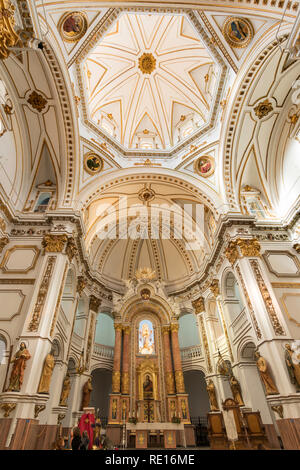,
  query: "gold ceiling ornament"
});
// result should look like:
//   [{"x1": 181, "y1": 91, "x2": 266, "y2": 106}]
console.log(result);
[
  {"x1": 135, "y1": 267, "x2": 156, "y2": 281},
  {"x1": 134, "y1": 159, "x2": 162, "y2": 167},
  {"x1": 58, "y1": 11, "x2": 88, "y2": 43},
  {"x1": 250, "y1": 259, "x2": 286, "y2": 336},
  {"x1": 0, "y1": 402, "x2": 16, "y2": 417},
  {"x1": 194, "y1": 155, "x2": 215, "y2": 178},
  {"x1": 293, "y1": 243, "x2": 300, "y2": 254},
  {"x1": 210, "y1": 279, "x2": 220, "y2": 297},
  {"x1": 140, "y1": 288, "x2": 151, "y2": 301},
  {"x1": 84, "y1": 152, "x2": 104, "y2": 175},
  {"x1": 222, "y1": 17, "x2": 254, "y2": 49},
  {"x1": 138, "y1": 186, "x2": 155, "y2": 203},
  {"x1": 192, "y1": 296, "x2": 205, "y2": 314},
  {"x1": 180, "y1": 115, "x2": 186, "y2": 121},
  {"x1": 107, "y1": 113, "x2": 113, "y2": 120},
  {"x1": 254, "y1": 99, "x2": 273, "y2": 119},
  {"x1": 271, "y1": 405, "x2": 284, "y2": 419},
  {"x1": 235, "y1": 265, "x2": 262, "y2": 340},
  {"x1": 27, "y1": 91, "x2": 47, "y2": 113},
  {"x1": 42, "y1": 234, "x2": 68, "y2": 253},
  {"x1": 138, "y1": 52, "x2": 156, "y2": 74},
  {"x1": 143, "y1": 128, "x2": 149, "y2": 135},
  {"x1": 0, "y1": 0, "x2": 20, "y2": 60},
  {"x1": 3, "y1": 103, "x2": 12, "y2": 115}
]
